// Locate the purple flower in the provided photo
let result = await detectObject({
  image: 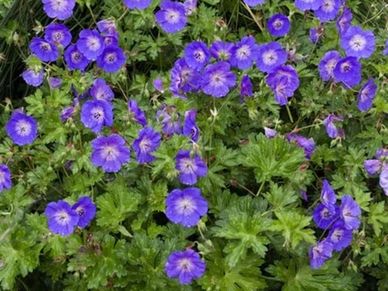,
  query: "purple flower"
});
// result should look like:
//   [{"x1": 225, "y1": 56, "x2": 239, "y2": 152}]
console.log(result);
[
  {"x1": 97, "y1": 19, "x2": 119, "y2": 38},
  {"x1": 256, "y1": 41, "x2": 287, "y2": 73},
  {"x1": 90, "y1": 78, "x2": 114, "y2": 102},
  {"x1": 333, "y1": 56, "x2": 362, "y2": 88},
  {"x1": 314, "y1": 0, "x2": 340, "y2": 22},
  {"x1": 375, "y1": 148, "x2": 388, "y2": 159},
  {"x1": 286, "y1": 133, "x2": 315, "y2": 159},
  {"x1": 48, "y1": 77, "x2": 62, "y2": 89},
  {"x1": 309, "y1": 28, "x2": 321, "y2": 44},
  {"x1": 364, "y1": 159, "x2": 382, "y2": 176},
  {"x1": 183, "y1": 0, "x2": 197, "y2": 15},
  {"x1": 339, "y1": 195, "x2": 361, "y2": 230},
  {"x1": 157, "y1": 105, "x2": 182, "y2": 135},
  {"x1": 165, "y1": 187, "x2": 208, "y2": 227},
  {"x1": 264, "y1": 127, "x2": 277, "y2": 138},
  {"x1": 22, "y1": 69, "x2": 44, "y2": 87},
  {"x1": 230, "y1": 36, "x2": 259, "y2": 70},
  {"x1": 243, "y1": 0, "x2": 265, "y2": 7},
  {"x1": 327, "y1": 222, "x2": 353, "y2": 251},
  {"x1": 267, "y1": 14, "x2": 290, "y2": 37},
  {"x1": 380, "y1": 167, "x2": 388, "y2": 196},
  {"x1": 96, "y1": 46, "x2": 126, "y2": 73},
  {"x1": 64, "y1": 44, "x2": 90, "y2": 71},
  {"x1": 29, "y1": 37, "x2": 59, "y2": 63},
  {"x1": 128, "y1": 100, "x2": 147, "y2": 126},
  {"x1": 165, "y1": 249, "x2": 206, "y2": 285},
  {"x1": 0, "y1": 164, "x2": 12, "y2": 192},
  {"x1": 176, "y1": 150, "x2": 207, "y2": 185},
  {"x1": 77, "y1": 29, "x2": 105, "y2": 61},
  {"x1": 309, "y1": 240, "x2": 333, "y2": 269},
  {"x1": 318, "y1": 50, "x2": 341, "y2": 82},
  {"x1": 133, "y1": 127, "x2": 161, "y2": 164},
  {"x1": 44, "y1": 23, "x2": 71, "y2": 47},
  {"x1": 201, "y1": 61, "x2": 236, "y2": 98},
  {"x1": 42, "y1": 0, "x2": 75, "y2": 20},
  {"x1": 155, "y1": 0, "x2": 187, "y2": 34},
  {"x1": 45, "y1": 200, "x2": 79, "y2": 236},
  {"x1": 336, "y1": 7, "x2": 352, "y2": 34},
  {"x1": 153, "y1": 78, "x2": 164, "y2": 92},
  {"x1": 210, "y1": 41, "x2": 234, "y2": 61},
  {"x1": 124, "y1": 0, "x2": 152, "y2": 9},
  {"x1": 300, "y1": 190, "x2": 308, "y2": 201},
  {"x1": 357, "y1": 79, "x2": 377, "y2": 112},
  {"x1": 321, "y1": 179, "x2": 336, "y2": 207},
  {"x1": 80, "y1": 100, "x2": 113, "y2": 133},
  {"x1": 323, "y1": 114, "x2": 344, "y2": 139},
  {"x1": 72, "y1": 196, "x2": 96, "y2": 228},
  {"x1": 295, "y1": 0, "x2": 323, "y2": 11},
  {"x1": 266, "y1": 65, "x2": 300, "y2": 106},
  {"x1": 6, "y1": 111, "x2": 38, "y2": 146},
  {"x1": 184, "y1": 41, "x2": 210, "y2": 70},
  {"x1": 60, "y1": 105, "x2": 76, "y2": 122},
  {"x1": 240, "y1": 75, "x2": 253, "y2": 98},
  {"x1": 340, "y1": 26, "x2": 375, "y2": 59},
  {"x1": 183, "y1": 110, "x2": 199, "y2": 142},
  {"x1": 170, "y1": 58, "x2": 201, "y2": 98},
  {"x1": 313, "y1": 203, "x2": 339, "y2": 229},
  {"x1": 91, "y1": 134, "x2": 130, "y2": 173}
]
